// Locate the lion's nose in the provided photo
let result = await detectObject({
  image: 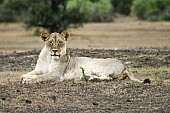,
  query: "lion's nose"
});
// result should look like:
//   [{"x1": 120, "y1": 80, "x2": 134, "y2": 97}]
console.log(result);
[{"x1": 52, "y1": 49, "x2": 58, "y2": 53}]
